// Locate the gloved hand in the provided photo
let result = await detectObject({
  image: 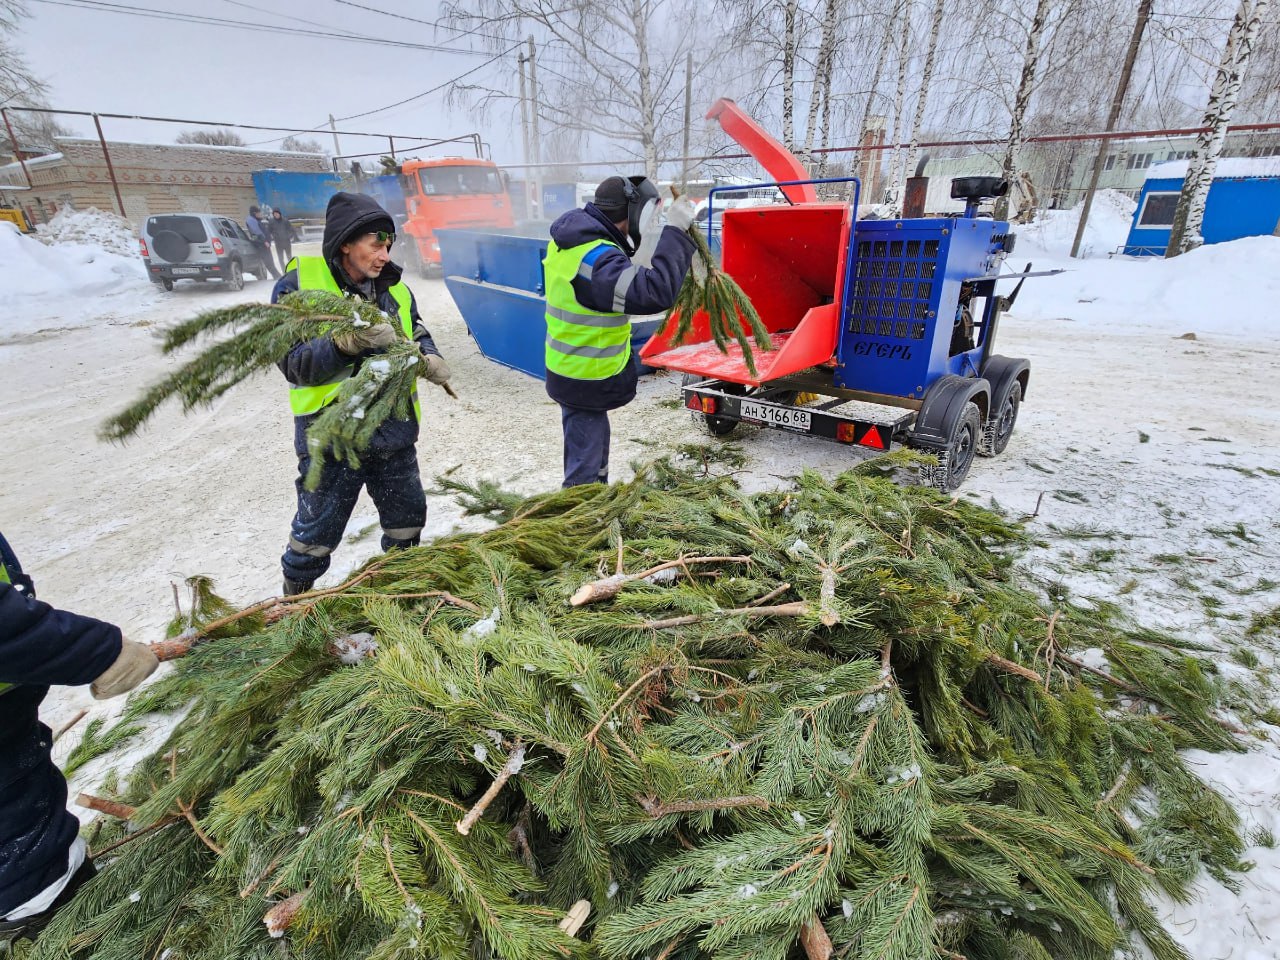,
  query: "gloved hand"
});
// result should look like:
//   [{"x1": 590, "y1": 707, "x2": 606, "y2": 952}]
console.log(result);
[
  {"x1": 91, "y1": 639, "x2": 159, "y2": 700},
  {"x1": 419, "y1": 353, "x2": 452, "y2": 385},
  {"x1": 665, "y1": 197, "x2": 696, "y2": 232},
  {"x1": 332, "y1": 322, "x2": 398, "y2": 356}
]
